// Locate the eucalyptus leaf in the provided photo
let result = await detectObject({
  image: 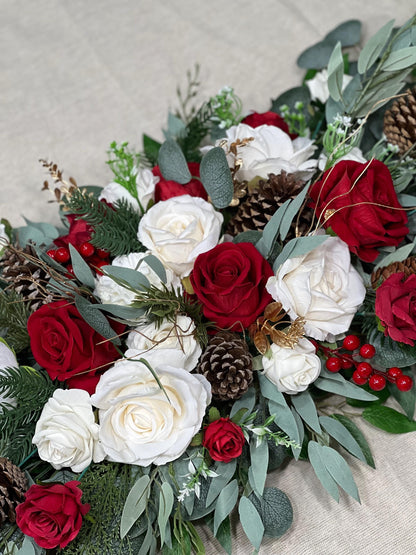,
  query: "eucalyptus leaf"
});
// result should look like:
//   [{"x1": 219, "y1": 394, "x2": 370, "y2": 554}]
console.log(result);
[
  {"x1": 273, "y1": 234, "x2": 329, "y2": 272},
  {"x1": 314, "y1": 376, "x2": 378, "y2": 401},
  {"x1": 374, "y1": 241, "x2": 415, "y2": 270},
  {"x1": 269, "y1": 400, "x2": 301, "y2": 451},
  {"x1": 74, "y1": 294, "x2": 121, "y2": 345},
  {"x1": 321, "y1": 445, "x2": 360, "y2": 502},
  {"x1": 205, "y1": 459, "x2": 237, "y2": 507},
  {"x1": 230, "y1": 386, "x2": 256, "y2": 418},
  {"x1": 15, "y1": 536, "x2": 36, "y2": 555},
  {"x1": 140, "y1": 254, "x2": 167, "y2": 282},
  {"x1": 319, "y1": 416, "x2": 366, "y2": 462},
  {"x1": 362, "y1": 405, "x2": 416, "y2": 433},
  {"x1": 68, "y1": 244, "x2": 95, "y2": 289},
  {"x1": 158, "y1": 139, "x2": 191, "y2": 184},
  {"x1": 158, "y1": 482, "x2": 174, "y2": 547},
  {"x1": 258, "y1": 373, "x2": 286, "y2": 405},
  {"x1": 357, "y1": 20, "x2": 395, "y2": 74},
  {"x1": 332, "y1": 414, "x2": 375, "y2": 468},
  {"x1": 342, "y1": 73, "x2": 362, "y2": 110},
  {"x1": 388, "y1": 370, "x2": 416, "y2": 420},
  {"x1": 164, "y1": 112, "x2": 187, "y2": 140},
  {"x1": 120, "y1": 475, "x2": 151, "y2": 538},
  {"x1": 297, "y1": 40, "x2": 338, "y2": 70},
  {"x1": 138, "y1": 522, "x2": 156, "y2": 555},
  {"x1": 213, "y1": 480, "x2": 239, "y2": 536},
  {"x1": 200, "y1": 147, "x2": 234, "y2": 209},
  {"x1": 90, "y1": 303, "x2": 146, "y2": 320},
  {"x1": 232, "y1": 230, "x2": 263, "y2": 245},
  {"x1": 279, "y1": 184, "x2": 310, "y2": 242},
  {"x1": 398, "y1": 193, "x2": 416, "y2": 207},
  {"x1": 308, "y1": 441, "x2": 340, "y2": 501},
  {"x1": 325, "y1": 97, "x2": 344, "y2": 124},
  {"x1": 249, "y1": 438, "x2": 269, "y2": 495},
  {"x1": 270, "y1": 86, "x2": 311, "y2": 113},
  {"x1": 382, "y1": 46, "x2": 416, "y2": 72},
  {"x1": 249, "y1": 487, "x2": 293, "y2": 538},
  {"x1": 238, "y1": 496, "x2": 264, "y2": 551},
  {"x1": 327, "y1": 42, "x2": 344, "y2": 102},
  {"x1": 291, "y1": 390, "x2": 322, "y2": 434},
  {"x1": 101, "y1": 265, "x2": 151, "y2": 291},
  {"x1": 290, "y1": 407, "x2": 304, "y2": 460},
  {"x1": 324, "y1": 19, "x2": 361, "y2": 47}
]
